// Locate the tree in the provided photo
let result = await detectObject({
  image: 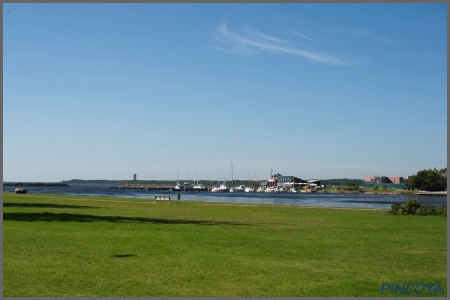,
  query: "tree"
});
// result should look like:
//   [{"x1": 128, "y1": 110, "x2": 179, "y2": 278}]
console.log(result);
[
  {"x1": 436, "y1": 168, "x2": 447, "y2": 187},
  {"x1": 405, "y1": 168, "x2": 447, "y2": 190},
  {"x1": 404, "y1": 175, "x2": 416, "y2": 190}
]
